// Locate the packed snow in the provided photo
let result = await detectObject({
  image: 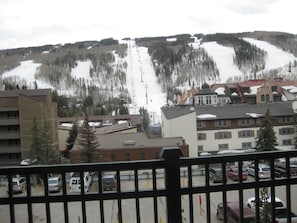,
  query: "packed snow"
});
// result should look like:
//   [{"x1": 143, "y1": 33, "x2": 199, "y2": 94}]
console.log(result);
[
  {"x1": 243, "y1": 38, "x2": 297, "y2": 71},
  {"x1": 71, "y1": 60, "x2": 92, "y2": 80},
  {"x1": 200, "y1": 42, "x2": 243, "y2": 83},
  {"x1": 124, "y1": 40, "x2": 167, "y2": 124},
  {"x1": 2, "y1": 60, "x2": 53, "y2": 89}
]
